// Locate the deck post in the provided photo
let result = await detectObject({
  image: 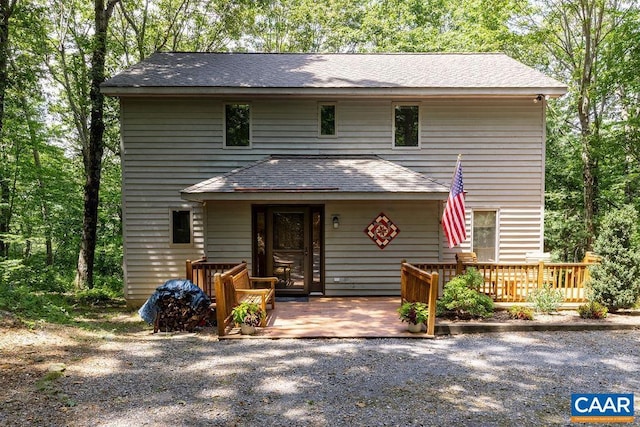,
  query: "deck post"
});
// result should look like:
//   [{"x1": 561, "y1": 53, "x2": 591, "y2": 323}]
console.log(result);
[
  {"x1": 214, "y1": 272, "x2": 226, "y2": 336},
  {"x1": 456, "y1": 257, "x2": 464, "y2": 275},
  {"x1": 537, "y1": 260, "x2": 544, "y2": 288},
  {"x1": 400, "y1": 260, "x2": 407, "y2": 304},
  {"x1": 426, "y1": 272, "x2": 438, "y2": 336},
  {"x1": 186, "y1": 259, "x2": 193, "y2": 281}
]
